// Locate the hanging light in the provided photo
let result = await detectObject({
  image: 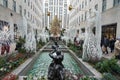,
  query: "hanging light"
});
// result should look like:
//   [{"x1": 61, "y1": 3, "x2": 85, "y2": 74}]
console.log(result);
[
  {"x1": 47, "y1": 11, "x2": 50, "y2": 16},
  {"x1": 68, "y1": 5, "x2": 73, "y2": 11}
]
